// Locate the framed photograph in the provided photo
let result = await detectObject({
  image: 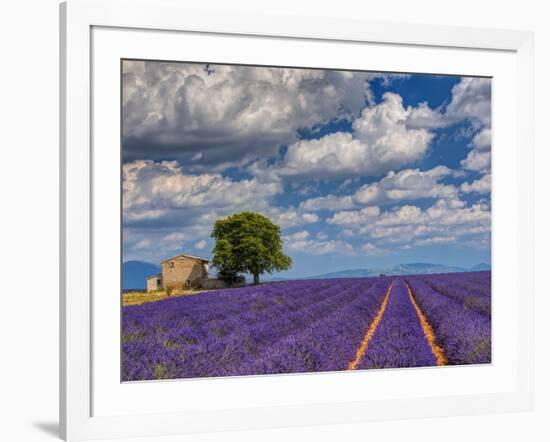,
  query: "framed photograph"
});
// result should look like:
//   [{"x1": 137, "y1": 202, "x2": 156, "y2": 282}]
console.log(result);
[{"x1": 60, "y1": 0, "x2": 534, "y2": 440}]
